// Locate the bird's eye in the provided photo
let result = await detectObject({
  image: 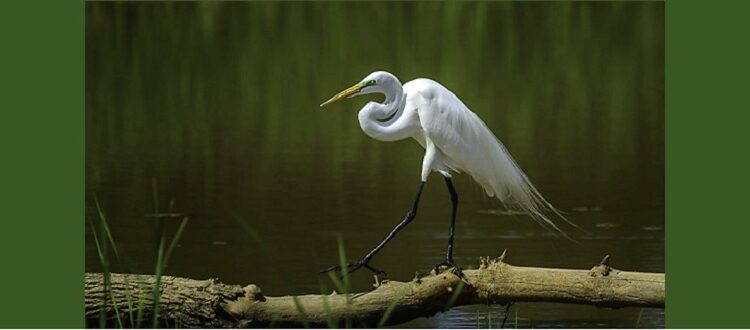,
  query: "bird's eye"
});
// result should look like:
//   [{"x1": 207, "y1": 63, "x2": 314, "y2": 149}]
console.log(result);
[{"x1": 367, "y1": 80, "x2": 376, "y2": 86}]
